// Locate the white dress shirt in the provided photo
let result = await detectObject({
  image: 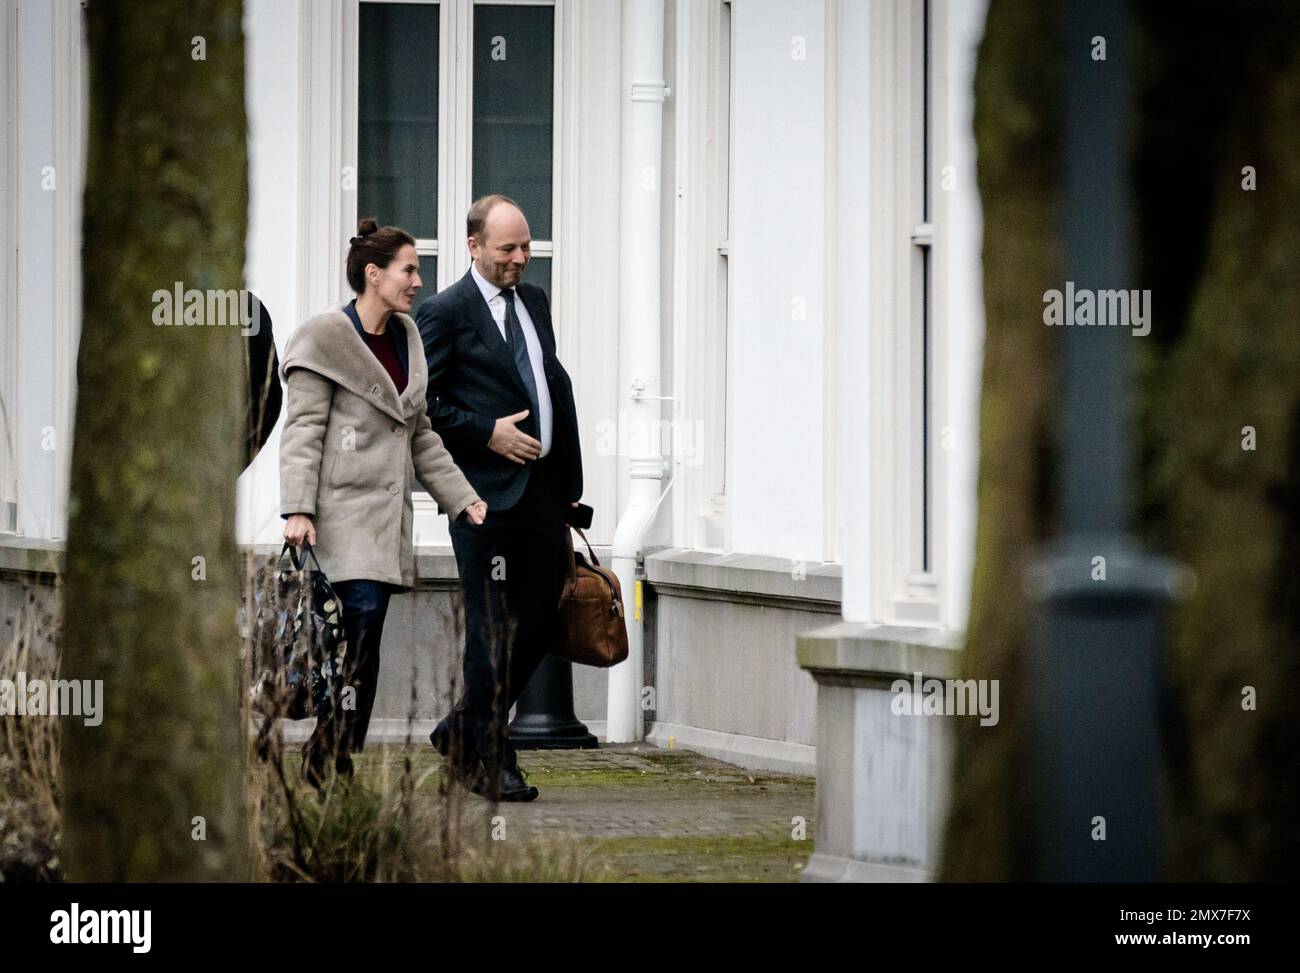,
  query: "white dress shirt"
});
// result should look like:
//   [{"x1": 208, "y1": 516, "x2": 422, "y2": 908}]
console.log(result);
[{"x1": 470, "y1": 261, "x2": 553, "y2": 457}]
